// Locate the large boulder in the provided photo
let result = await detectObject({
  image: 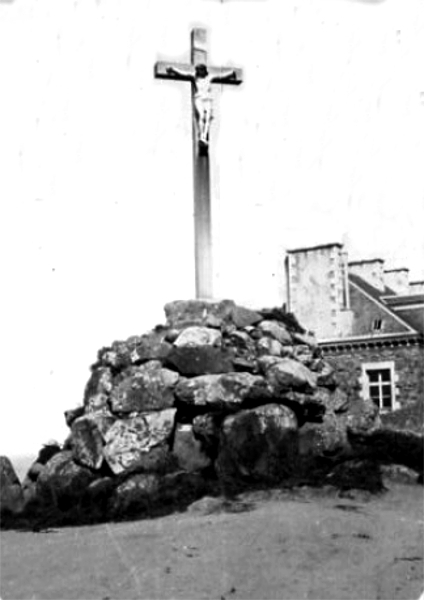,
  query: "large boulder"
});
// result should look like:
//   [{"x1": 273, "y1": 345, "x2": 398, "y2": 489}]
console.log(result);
[
  {"x1": 84, "y1": 366, "x2": 114, "y2": 413},
  {"x1": 230, "y1": 305, "x2": 262, "y2": 328},
  {"x1": 296, "y1": 397, "x2": 379, "y2": 472},
  {"x1": 325, "y1": 459, "x2": 385, "y2": 493},
  {"x1": 310, "y1": 359, "x2": 339, "y2": 390},
  {"x1": 297, "y1": 413, "x2": 350, "y2": 474},
  {"x1": 129, "y1": 332, "x2": 172, "y2": 365},
  {"x1": 64, "y1": 405, "x2": 85, "y2": 427},
  {"x1": 174, "y1": 326, "x2": 222, "y2": 348},
  {"x1": 175, "y1": 372, "x2": 271, "y2": 414},
  {"x1": 21, "y1": 442, "x2": 62, "y2": 506},
  {"x1": 0, "y1": 456, "x2": 23, "y2": 514},
  {"x1": 36, "y1": 451, "x2": 97, "y2": 510},
  {"x1": 258, "y1": 307, "x2": 305, "y2": 333},
  {"x1": 347, "y1": 428, "x2": 424, "y2": 477},
  {"x1": 256, "y1": 336, "x2": 284, "y2": 357},
  {"x1": 257, "y1": 320, "x2": 293, "y2": 345},
  {"x1": 71, "y1": 414, "x2": 115, "y2": 470},
  {"x1": 103, "y1": 408, "x2": 177, "y2": 474},
  {"x1": 164, "y1": 299, "x2": 235, "y2": 329},
  {"x1": 260, "y1": 356, "x2": 318, "y2": 394},
  {"x1": 345, "y1": 399, "x2": 380, "y2": 434},
  {"x1": 110, "y1": 361, "x2": 178, "y2": 414},
  {"x1": 172, "y1": 424, "x2": 212, "y2": 472},
  {"x1": 280, "y1": 387, "x2": 348, "y2": 424},
  {"x1": 165, "y1": 345, "x2": 234, "y2": 376},
  {"x1": 108, "y1": 471, "x2": 213, "y2": 519},
  {"x1": 216, "y1": 403, "x2": 298, "y2": 485},
  {"x1": 108, "y1": 473, "x2": 161, "y2": 518}
]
